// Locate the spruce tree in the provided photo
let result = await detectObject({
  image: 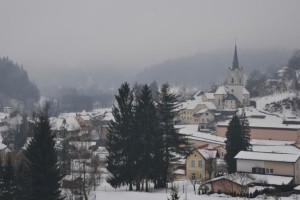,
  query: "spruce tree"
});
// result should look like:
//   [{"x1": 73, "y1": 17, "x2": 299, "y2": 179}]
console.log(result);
[
  {"x1": 239, "y1": 109, "x2": 252, "y2": 151},
  {"x1": 224, "y1": 115, "x2": 245, "y2": 173},
  {"x1": 106, "y1": 82, "x2": 135, "y2": 190},
  {"x1": 134, "y1": 85, "x2": 160, "y2": 191},
  {"x1": 158, "y1": 83, "x2": 191, "y2": 187},
  {"x1": 24, "y1": 110, "x2": 63, "y2": 200}
]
